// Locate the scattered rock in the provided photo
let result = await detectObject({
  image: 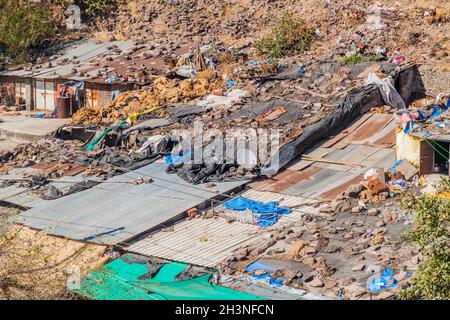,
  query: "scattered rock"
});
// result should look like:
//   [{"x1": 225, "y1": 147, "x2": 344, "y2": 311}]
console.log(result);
[{"x1": 352, "y1": 263, "x2": 366, "y2": 272}]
